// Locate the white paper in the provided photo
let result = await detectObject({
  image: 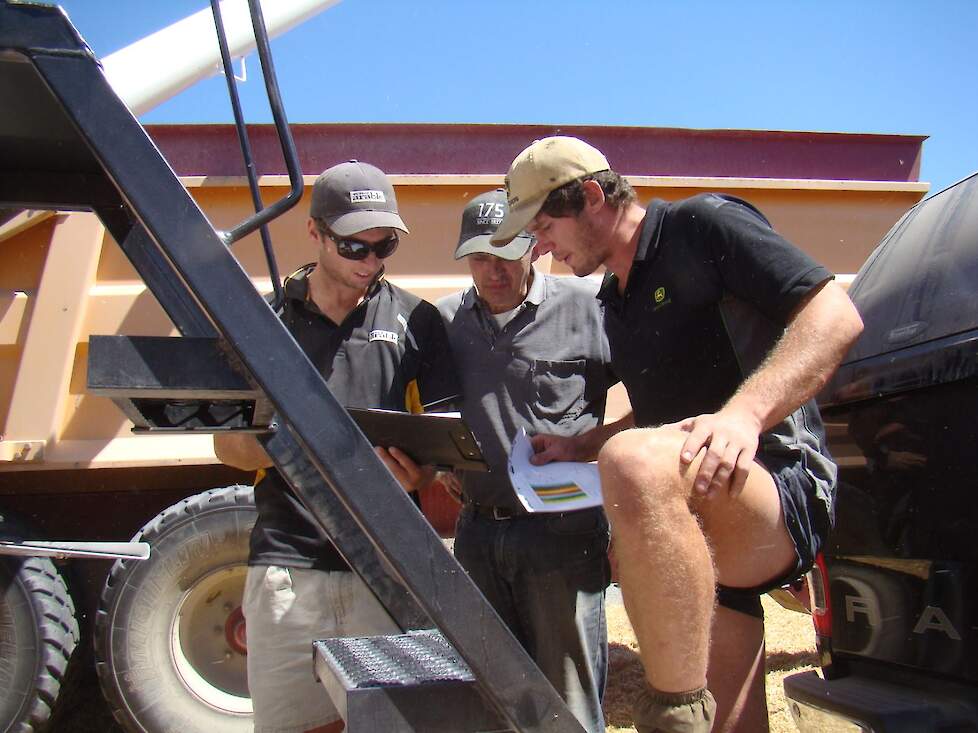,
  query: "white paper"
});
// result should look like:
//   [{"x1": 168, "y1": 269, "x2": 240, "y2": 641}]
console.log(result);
[{"x1": 507, "y1": 429, "x2": 603, "y2": 513}]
